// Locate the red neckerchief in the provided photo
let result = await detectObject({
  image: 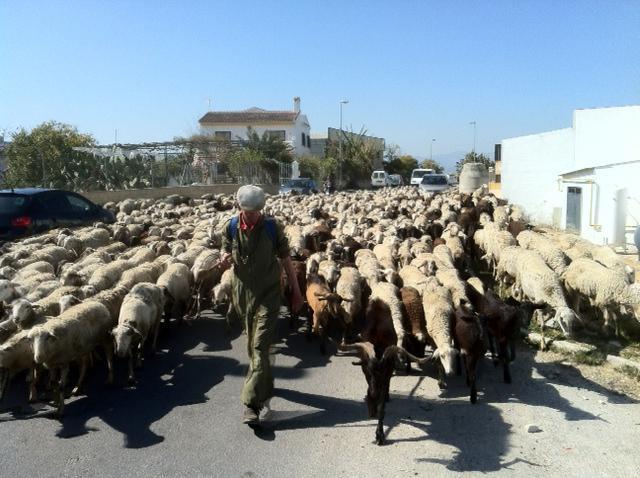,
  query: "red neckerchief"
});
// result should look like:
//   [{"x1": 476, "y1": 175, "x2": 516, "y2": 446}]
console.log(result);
[{"x1": 239, "y1": 212, "x2": 261, "y2": 232}]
